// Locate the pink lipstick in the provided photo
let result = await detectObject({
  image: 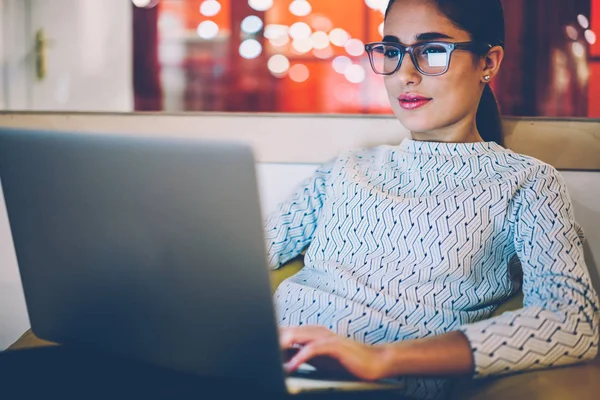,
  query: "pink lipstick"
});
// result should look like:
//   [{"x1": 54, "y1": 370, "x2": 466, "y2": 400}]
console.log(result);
[{"x1": 397, "y1": 94, "x2": 432, "y2": 110}]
